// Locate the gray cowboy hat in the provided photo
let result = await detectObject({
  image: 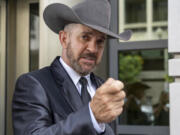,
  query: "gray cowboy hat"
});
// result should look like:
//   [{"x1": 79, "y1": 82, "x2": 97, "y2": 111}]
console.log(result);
[
  {"x1": 43, "y1": 0, "x2": 132, "y2": 40},
  {"x1": 126, "y1": 82, "x2": 150, "y2": 95}
]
